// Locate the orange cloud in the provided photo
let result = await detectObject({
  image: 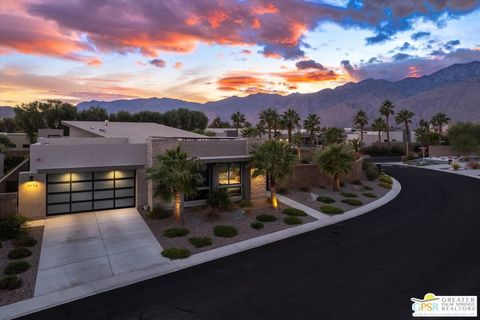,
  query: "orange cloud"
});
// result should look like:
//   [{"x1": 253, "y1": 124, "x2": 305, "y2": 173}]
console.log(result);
[
  {"x1": 174, "y1": 61, "x2": 183, "y2": 69},
  {"x1": 278, "y1": 69, "x2": 340, "y2": 83}
]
